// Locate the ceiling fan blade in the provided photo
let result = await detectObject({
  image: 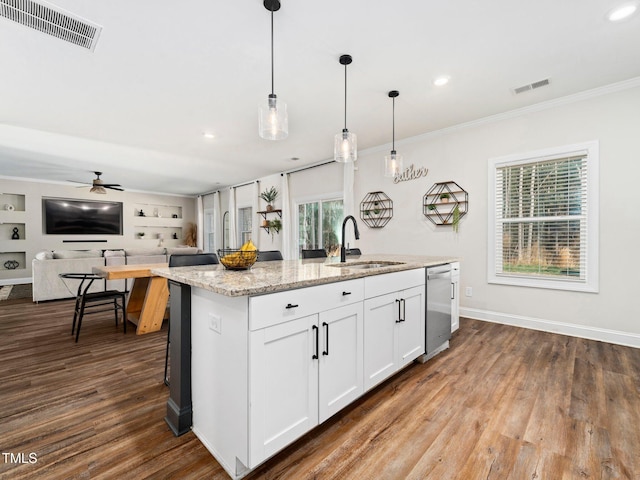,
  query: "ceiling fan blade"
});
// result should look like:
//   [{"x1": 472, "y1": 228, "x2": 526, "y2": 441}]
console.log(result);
[
  {"x1": 67, "y1": 180, "x2": 91, "y2": 185},
  {"x1": 100, "y1": 183, "x2": 122, "y2": 187},
  {"x1": 105, "y1": 186, "x2": 124, "y2": 191}
]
